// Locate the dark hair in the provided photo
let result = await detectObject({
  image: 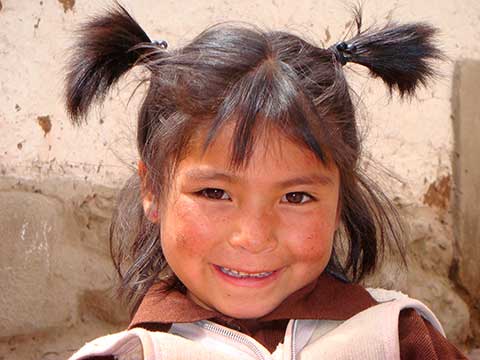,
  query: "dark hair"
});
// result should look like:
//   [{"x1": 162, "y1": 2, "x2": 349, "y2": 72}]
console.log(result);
[{"x1": 65, "y1": 3, "x2": 443, "y2": 313}]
